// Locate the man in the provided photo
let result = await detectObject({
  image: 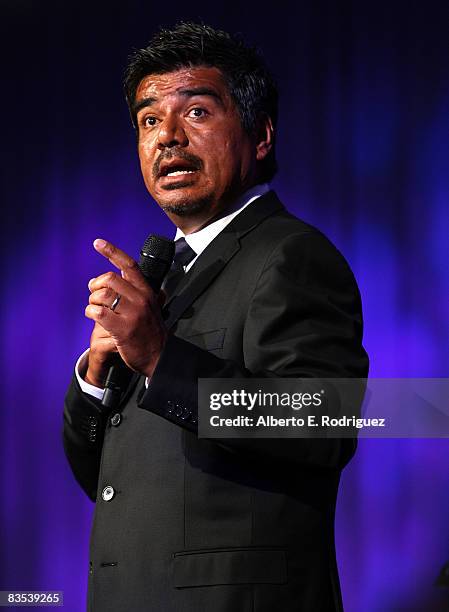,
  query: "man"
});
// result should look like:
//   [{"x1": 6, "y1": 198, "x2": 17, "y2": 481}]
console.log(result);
[{"x1": 63, "y1": 22, "x2": 369, "y2": 612}]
